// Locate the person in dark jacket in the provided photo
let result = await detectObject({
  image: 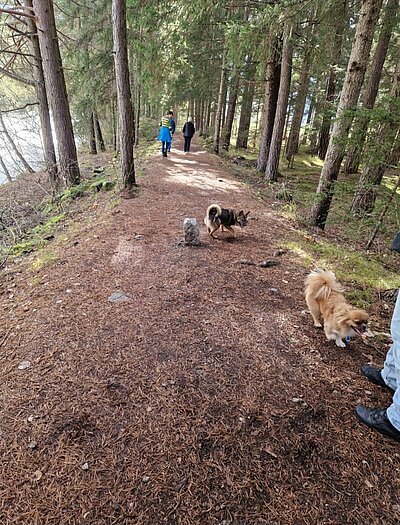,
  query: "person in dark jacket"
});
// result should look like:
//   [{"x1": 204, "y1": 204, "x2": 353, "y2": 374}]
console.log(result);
[
  {"x1": 167, "y1": 111, "x2": 175, "y2": 152},
  {"x1": 182, "y1": 118, "x2": 195, "y2": 153}
]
